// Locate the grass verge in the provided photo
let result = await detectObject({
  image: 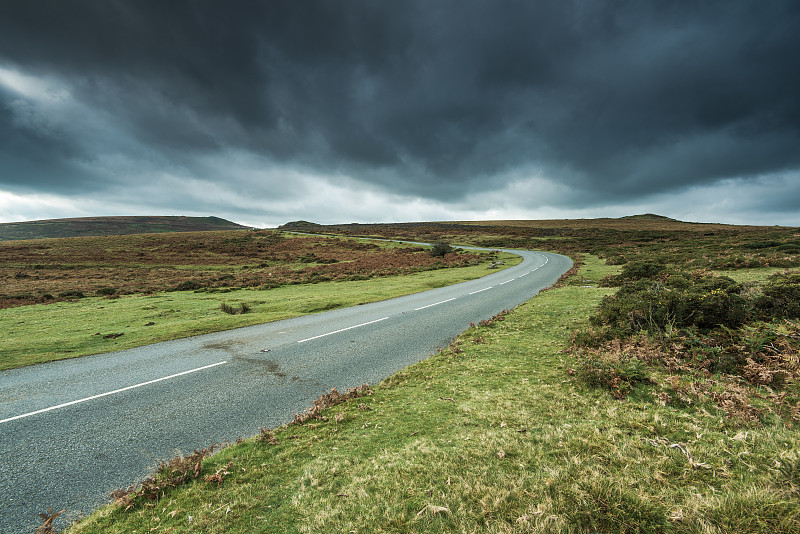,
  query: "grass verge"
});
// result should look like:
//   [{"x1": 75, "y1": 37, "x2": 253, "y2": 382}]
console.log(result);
[
  {"x1": 68, "y1": 255, "x2": 800, "y2": 533},
  {"x1": 0, "y1": 252, "x2": 519, "y2": 370}
]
